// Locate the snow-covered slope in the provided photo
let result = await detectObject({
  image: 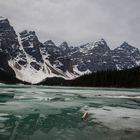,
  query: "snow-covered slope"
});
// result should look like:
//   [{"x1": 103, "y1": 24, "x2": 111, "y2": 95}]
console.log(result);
[{"x1": 9, "y1": 31, "x2": 76, "y2": 84}]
